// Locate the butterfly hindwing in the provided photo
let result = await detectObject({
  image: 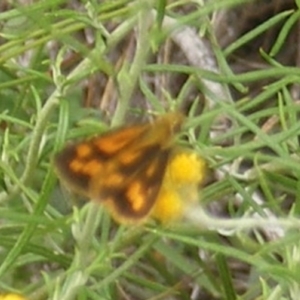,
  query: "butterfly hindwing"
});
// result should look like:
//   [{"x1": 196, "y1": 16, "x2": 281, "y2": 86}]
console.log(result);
[{"x1": 90, "y1": 145, "x2": 171, "y2": 222}]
